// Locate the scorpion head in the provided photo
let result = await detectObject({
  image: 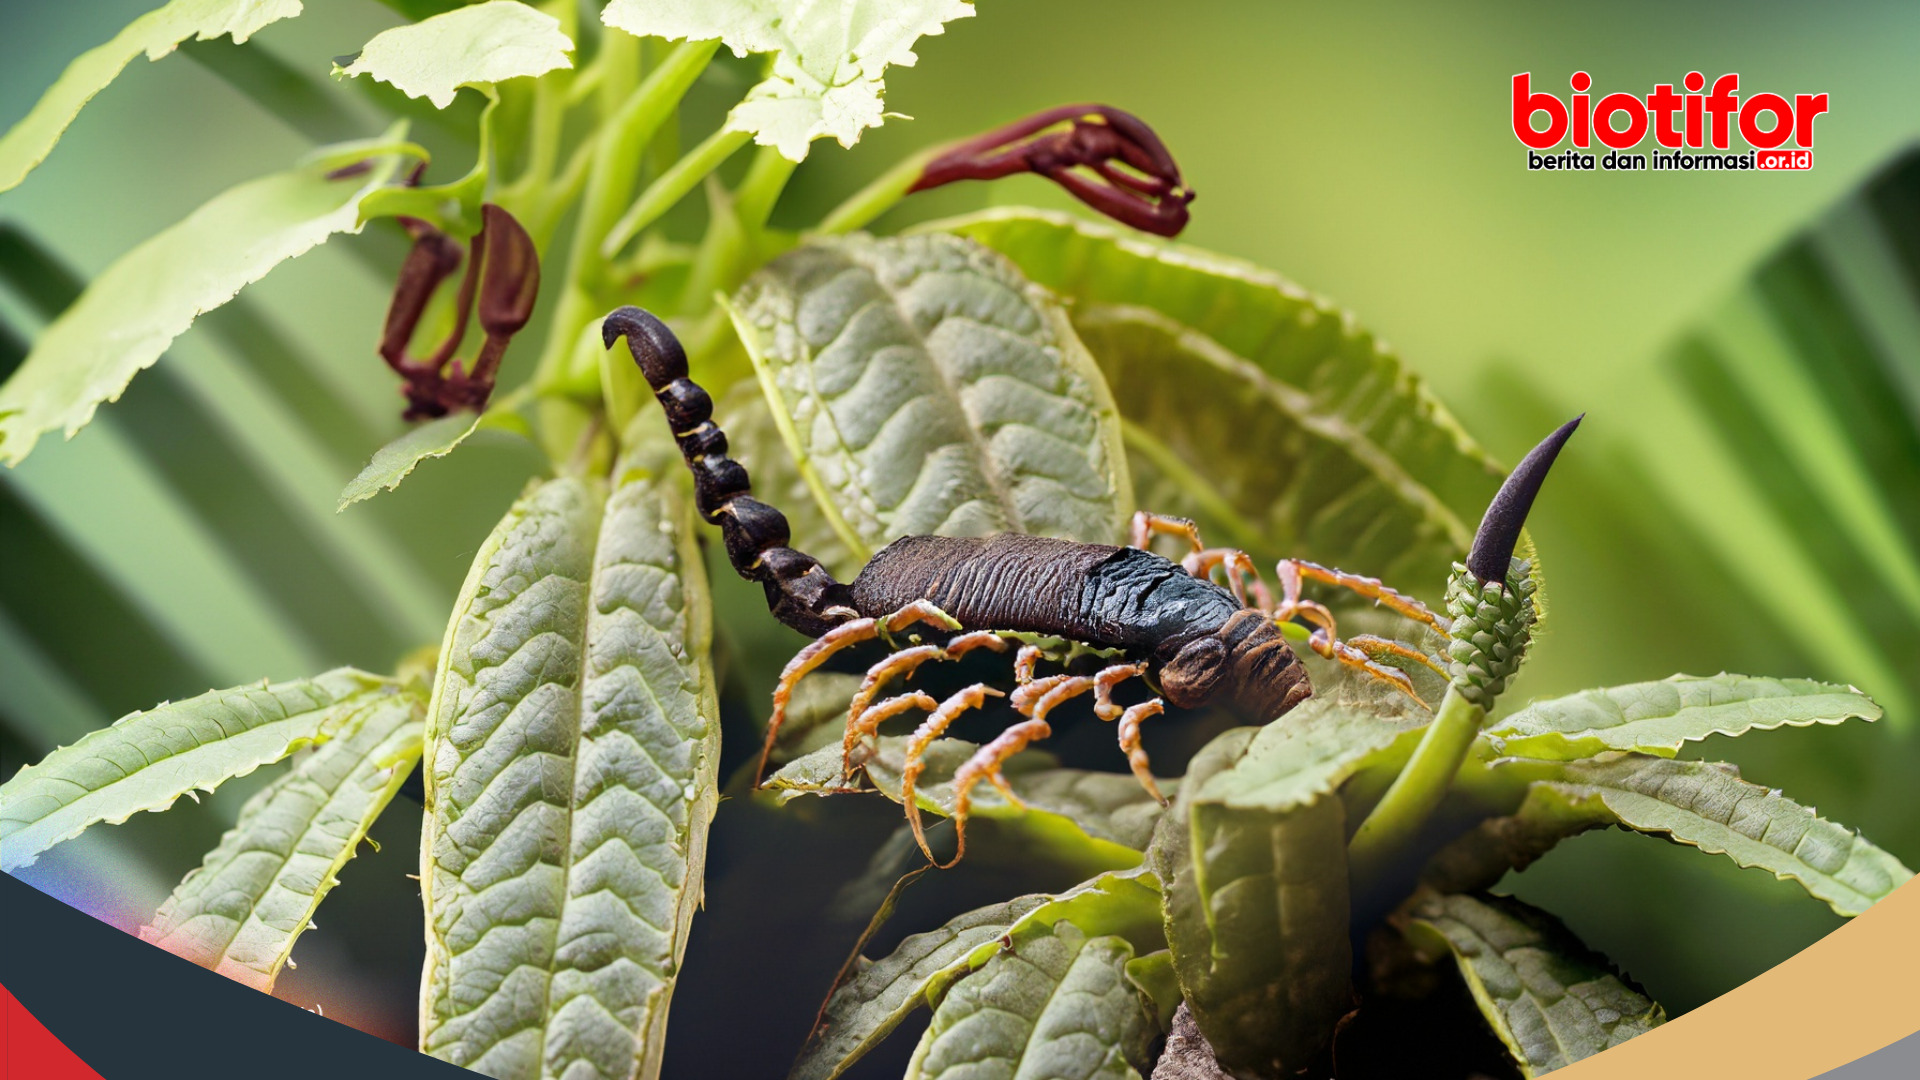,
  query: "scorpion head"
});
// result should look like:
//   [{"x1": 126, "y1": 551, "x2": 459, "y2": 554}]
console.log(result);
[{"x1": 1158, "y1": 609, "x2": 1311, "y2": 721}]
